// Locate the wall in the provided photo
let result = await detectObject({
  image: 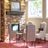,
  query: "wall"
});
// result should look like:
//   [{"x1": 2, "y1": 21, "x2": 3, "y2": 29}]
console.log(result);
[{"x1": 26, "y1": 0, "x2": 48, "y2": 33}]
